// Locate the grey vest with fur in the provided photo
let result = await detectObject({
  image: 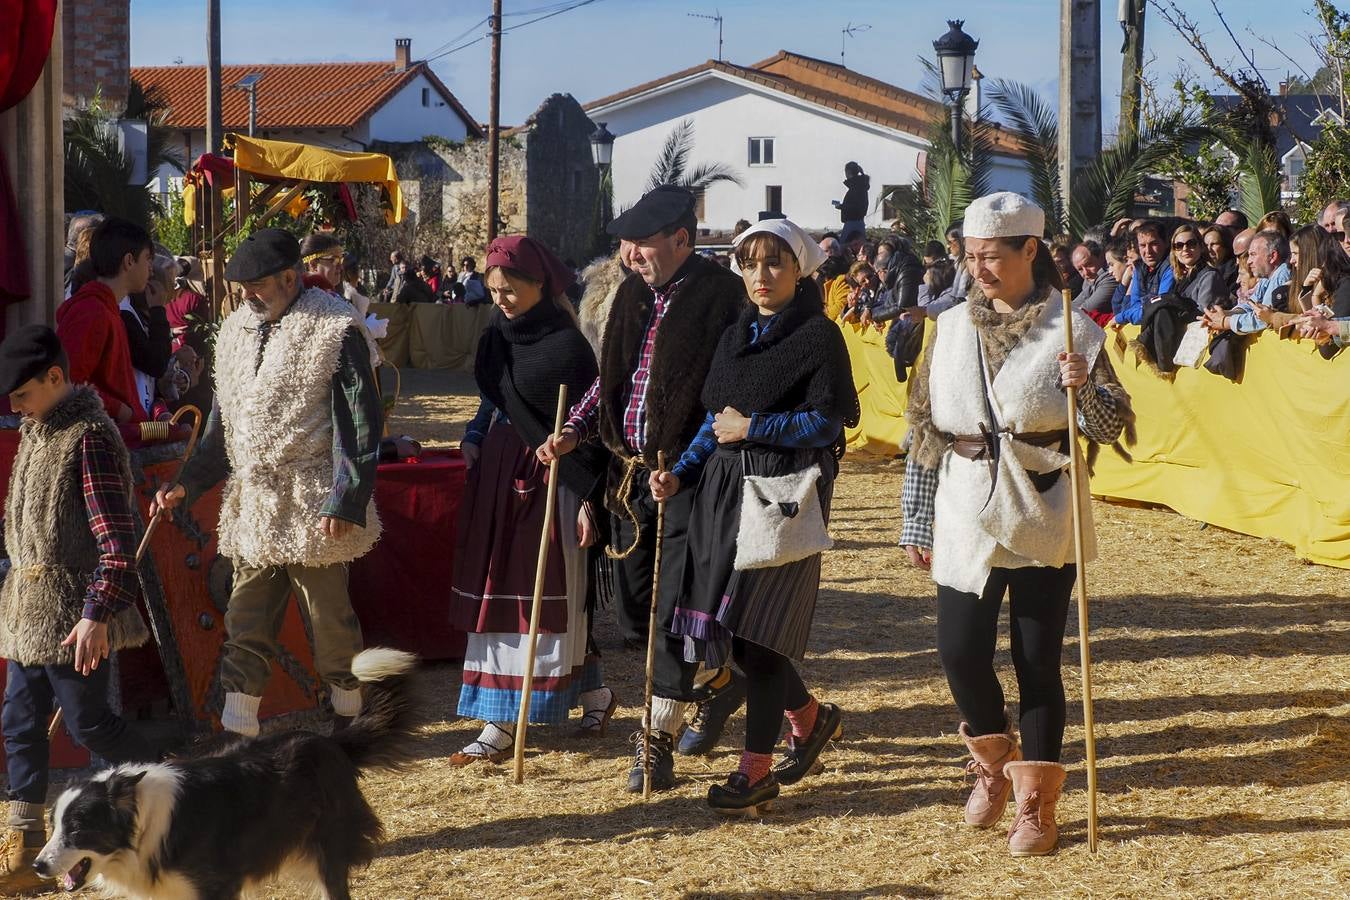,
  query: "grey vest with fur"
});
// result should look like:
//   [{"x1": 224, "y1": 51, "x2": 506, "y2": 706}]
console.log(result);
[
  {"x1": 0, "y1": 387, "x2": 150, "y2": 666},
  {"x1": 214, "y1": 287, "x2": 380, "y2": 567}
]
